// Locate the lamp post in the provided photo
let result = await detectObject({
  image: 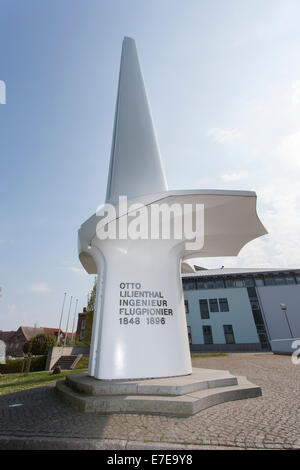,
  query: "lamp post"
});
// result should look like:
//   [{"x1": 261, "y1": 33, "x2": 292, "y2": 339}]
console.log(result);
[{"x1": 280, "y1": 303, "x2": 294, "y2": 338}]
